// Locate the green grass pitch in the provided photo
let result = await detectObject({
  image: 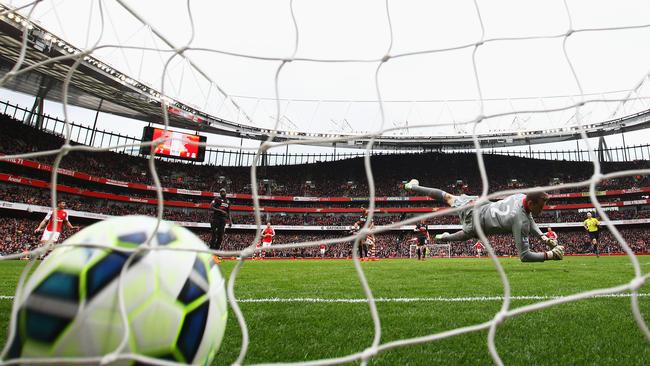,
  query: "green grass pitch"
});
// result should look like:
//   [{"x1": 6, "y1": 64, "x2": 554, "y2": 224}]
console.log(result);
[{"x1": 0, "y1": 256, "x2": 648, "y2": 365}]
